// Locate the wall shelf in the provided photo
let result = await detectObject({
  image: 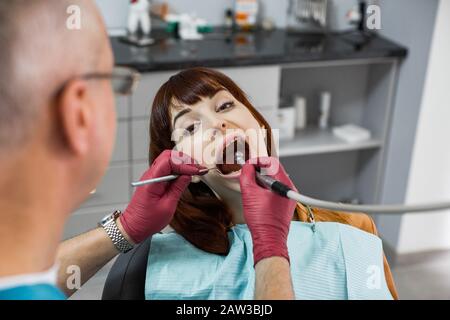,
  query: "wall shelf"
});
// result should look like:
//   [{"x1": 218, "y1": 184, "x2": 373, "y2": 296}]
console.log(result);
[{"x1": 279, "y1": 127, "x2": 382, "y2": 157}]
